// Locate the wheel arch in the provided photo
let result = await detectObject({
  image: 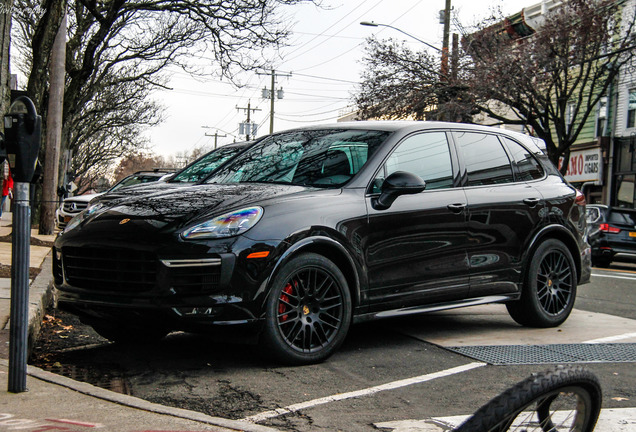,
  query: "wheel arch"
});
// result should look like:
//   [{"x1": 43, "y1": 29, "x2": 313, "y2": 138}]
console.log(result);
[
  {"x1": 266, "y1": 236, "x2": 362, "y2": 308},
  {"x1": 524, "y1": 224, "x2": 582, "y2": 283}
]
